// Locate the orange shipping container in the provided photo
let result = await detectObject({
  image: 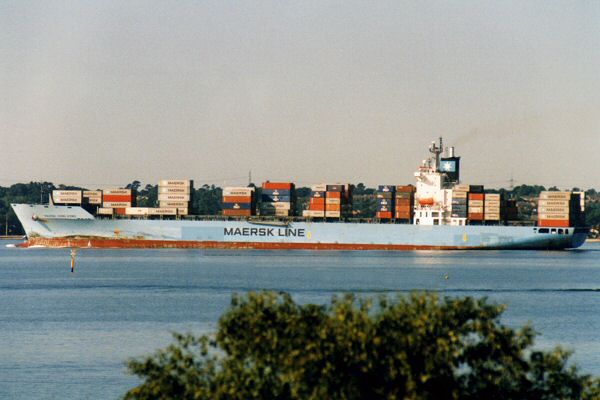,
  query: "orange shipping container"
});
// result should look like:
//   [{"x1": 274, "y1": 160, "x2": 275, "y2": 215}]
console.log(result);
[
  {"x1": 310, "y1": 198, "x2": 325, "y2": 206},
  {"x1": 326, "y1": 191, "x2": 341, "y2": 199},
  {"x1": 468, "y1": 193, "x2": 485, "y2": 201},
  {"x1": 396, "y1": 185, "x2": 415, "y2": 192},
  {"x1": 395, "y1": 205, "x2": 413, "y2": 212},
  {"x1": 376, "y1": 212, "x2": 393, "y2": 219},
  {"x1": 115, "y1": 208, "x2": 126, "y2": 215},
  {"x1": 223, "y1": 196, "x2": 252, "y2": 203},
  {"x1": 538, "y1": 219, "x2": 570, "y2": 227},
  {"x1": 262, "y1": 182, "x2": 294, "y2": 190},
  {"x1": 309, "y1": 204, "x2": 326, "y2": 211},
  {"x1": 325, "y1": 204, "x2": 341, "y2": 211},
  {"x1": 223, "y1": 209, "x2": 252, "y2": 216},
  {"x1": 103, "y1": 195, "x2": 133, "y2": 202}
]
